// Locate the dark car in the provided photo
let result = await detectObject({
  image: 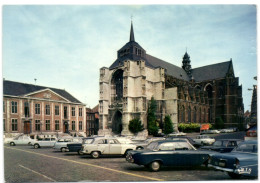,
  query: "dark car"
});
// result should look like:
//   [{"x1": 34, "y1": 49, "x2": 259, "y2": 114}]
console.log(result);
[
  {"x1": 208, "y1": 140, "x2": 258, "y2": 179},
  {"x1": 245, "y1": 125, "x2": 257, "y2": 140},
  {"x1": 200, "y1": 139, "x2": 242, "y2": 153},
  {"x1": 126, "y1": 139, "x2": 212, "y2": 171},
  {"x1": 166, "y1": 136, "x2": 202, "y2": 148},
  {"x1": 67, "y1": 137, "x2": 94, "y2": 155}
]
